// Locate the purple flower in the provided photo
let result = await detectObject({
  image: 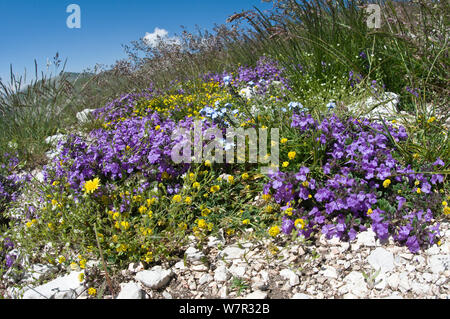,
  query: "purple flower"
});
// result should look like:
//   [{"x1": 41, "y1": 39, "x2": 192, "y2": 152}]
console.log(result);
[
  {"x1": 406, "y1": 236, "x2": 420, "y2": 253},
  {"x1": 397, "y1": 225, "x2": 411, "y2": 241},
  {"x1": 372, "y1": 222, "x2": 389, "y2": 241},
  {"x1": 281, "y1": 217, "x2": 295, "y2": 235},
  {"x1": 421, "y1": 182, "x2": 431, "y2": 194},
  {"x1": 430, "y1": 174, "x2": 444, "y2": 185},
  {"x1": 5, "y1": 253, "x2": 16, "y2": 268},
  {"x1": 294, "y1": 166, "x2": 310, "y2": 181},
  {"x1": 432, "y1": 158, "x2": 445, "y2": 167},
  {"x1": 348, "y1": 228, "x2": 357, "y2": 241},
  {"x1": 321, "y1": 224, "x2": 335, "y2": 238},
  {"x1": 396, "y1": 196, "x2": 406, "y2": 211},
  {"x1": 314, "y1": 188, "x2": 334, "y2": 202}
]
